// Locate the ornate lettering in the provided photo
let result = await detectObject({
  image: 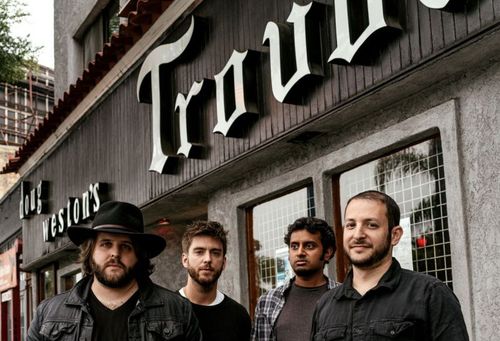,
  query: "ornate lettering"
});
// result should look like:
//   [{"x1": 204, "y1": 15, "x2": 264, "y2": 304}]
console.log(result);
[
  {"x1": 175, "y1": 80, "x2": 206, "y2": 157},
  {"x1": 263, "y1": 2, "x2": 323, "y2": 103},
  {"x1": 137, "y1": 17, "x2": 196, "y2": 173},
  {"x1": 213, "y1": 50, "x2": 258, "y2": 136},
  {"x1": 328, "y1": 0, "x2": 403, "y2": 64},
  {"x1": 420, "y1": 0, "x2": 452, "y2": 9}
]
